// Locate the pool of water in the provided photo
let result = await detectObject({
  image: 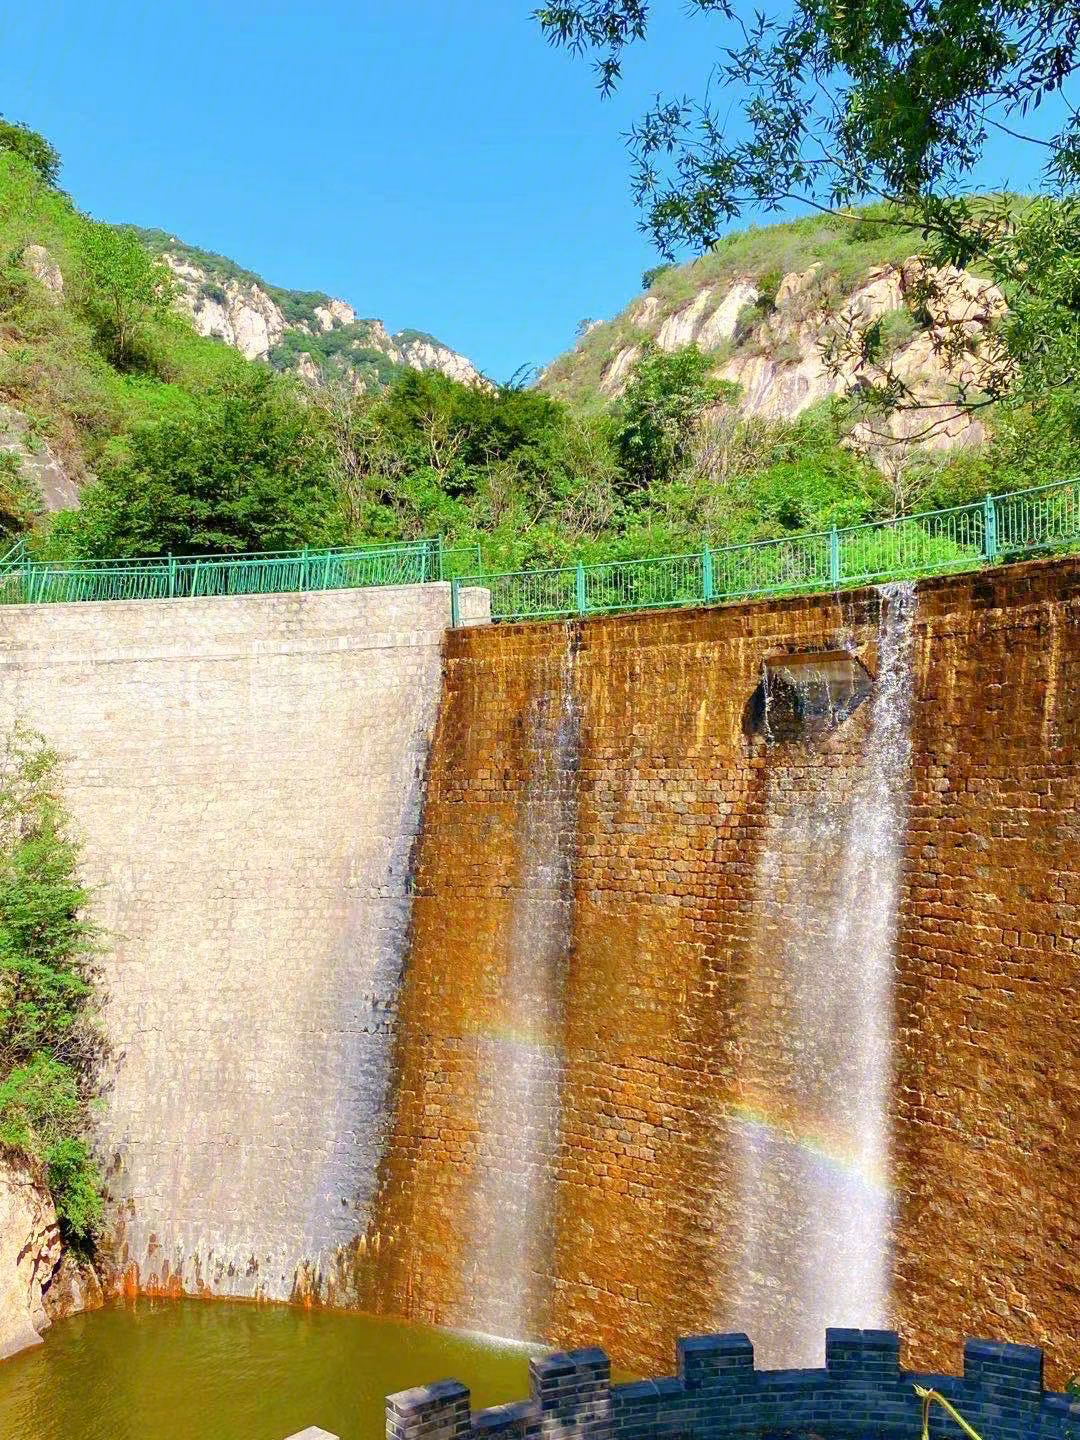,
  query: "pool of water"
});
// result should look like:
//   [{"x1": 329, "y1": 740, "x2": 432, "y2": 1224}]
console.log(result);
[{"x1": 0, "y1": 1299, "x2": 537, "y2": 1440}]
